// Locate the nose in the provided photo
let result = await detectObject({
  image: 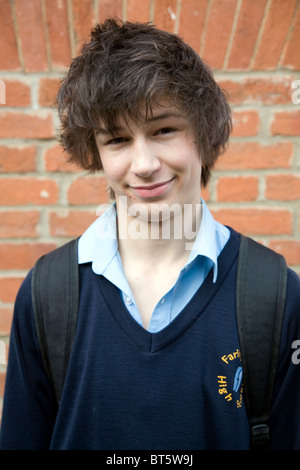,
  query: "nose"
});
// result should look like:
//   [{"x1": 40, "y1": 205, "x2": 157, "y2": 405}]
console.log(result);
[{"x1": 130, "y1": 138, "x2": 161, "y2": 177}]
